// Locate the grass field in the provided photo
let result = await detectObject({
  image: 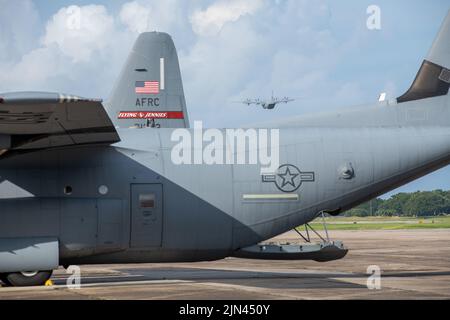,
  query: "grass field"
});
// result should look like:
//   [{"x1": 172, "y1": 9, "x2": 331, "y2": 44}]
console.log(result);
[{"x1": 302, "y1": 215, "x2": 450, "y2": 231}]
